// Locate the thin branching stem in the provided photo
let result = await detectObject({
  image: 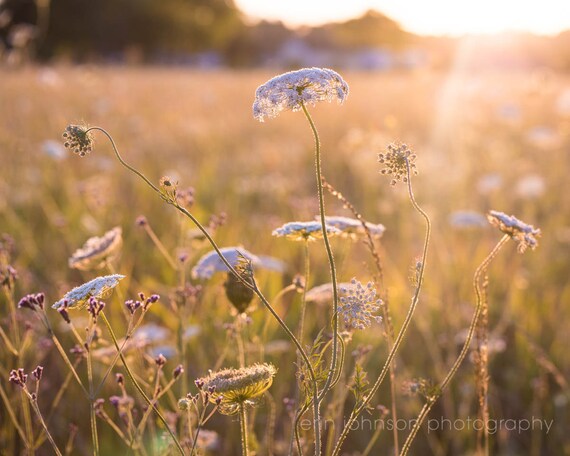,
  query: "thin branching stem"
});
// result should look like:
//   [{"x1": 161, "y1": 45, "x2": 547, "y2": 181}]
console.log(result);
[
  {"x1": 331, "y1": 160, "x2": 431, "y2": 456},
  {"x1": 399, "y1": 234, "x2": 510, "y2": 455},
  {"x1": 99, "y1": 311, "x2": 185, "y2": 455},
  {"x1": 88, "y1": 126, "x2": 321, "y2": 455}
]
